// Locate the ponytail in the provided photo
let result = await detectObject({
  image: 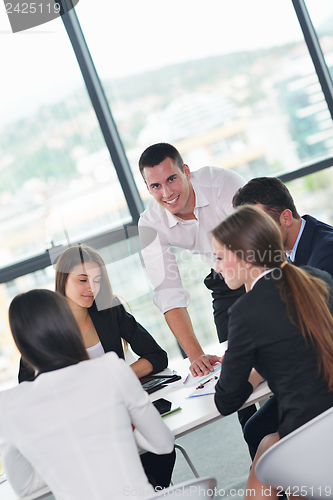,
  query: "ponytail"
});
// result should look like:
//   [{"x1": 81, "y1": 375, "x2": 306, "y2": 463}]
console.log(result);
[
  {"x1": 213, "y1": 205, "x2": 333, "y2": 392},
  {"x1": 279, "y1": 263, "x2": 333, "y2": 391}
]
